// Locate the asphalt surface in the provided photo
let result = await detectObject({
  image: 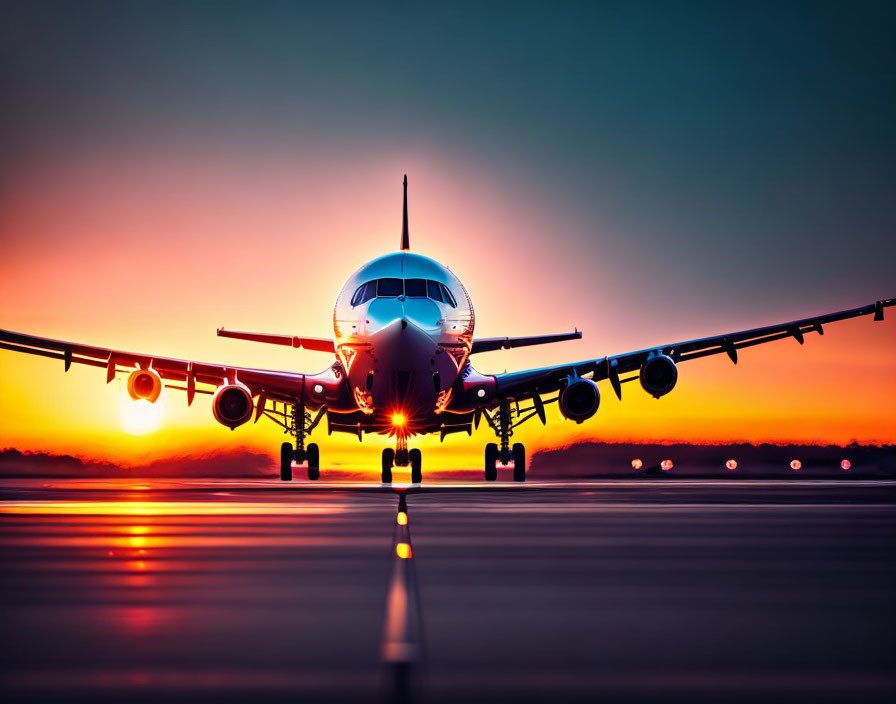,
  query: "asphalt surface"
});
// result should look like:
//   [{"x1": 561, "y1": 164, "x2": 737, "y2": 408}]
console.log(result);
[{"x1": 1, "y1": 478, "x2": 894, "y2": 703}]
